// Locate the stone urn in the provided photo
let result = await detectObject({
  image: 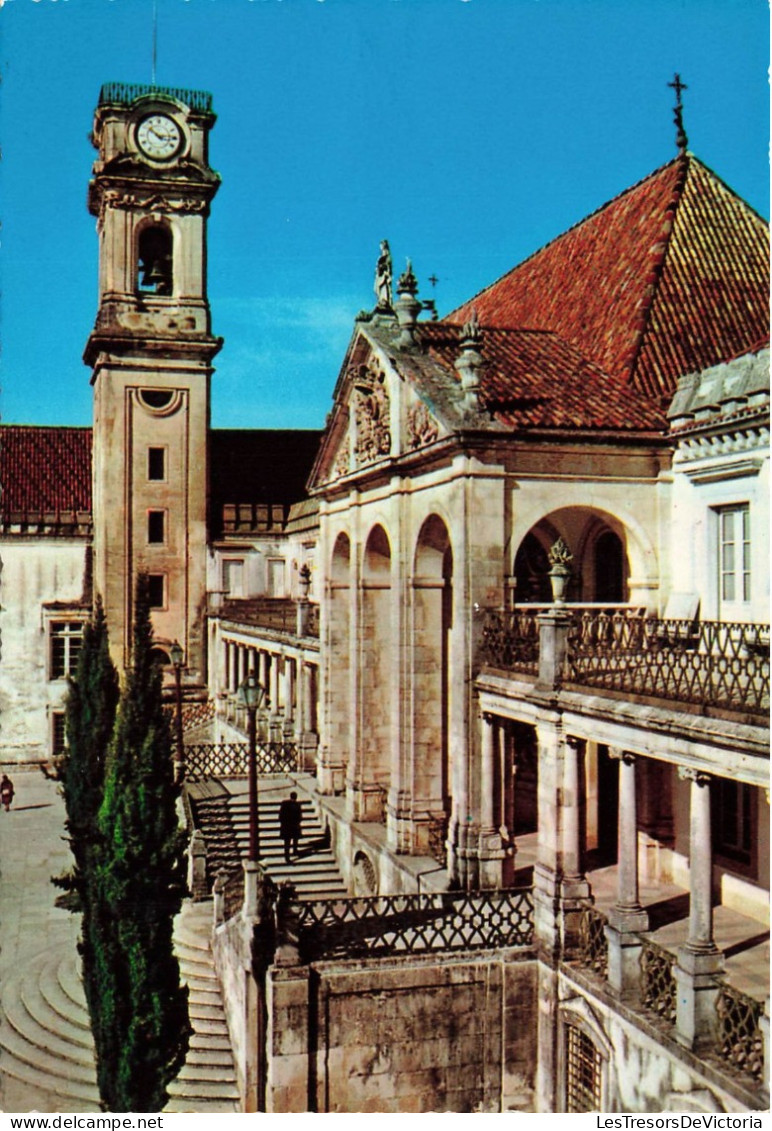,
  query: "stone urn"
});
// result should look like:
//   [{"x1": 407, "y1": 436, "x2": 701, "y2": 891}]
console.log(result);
[{"x1": 547, "y1": 538, "x2": 573, "y2": 605}]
